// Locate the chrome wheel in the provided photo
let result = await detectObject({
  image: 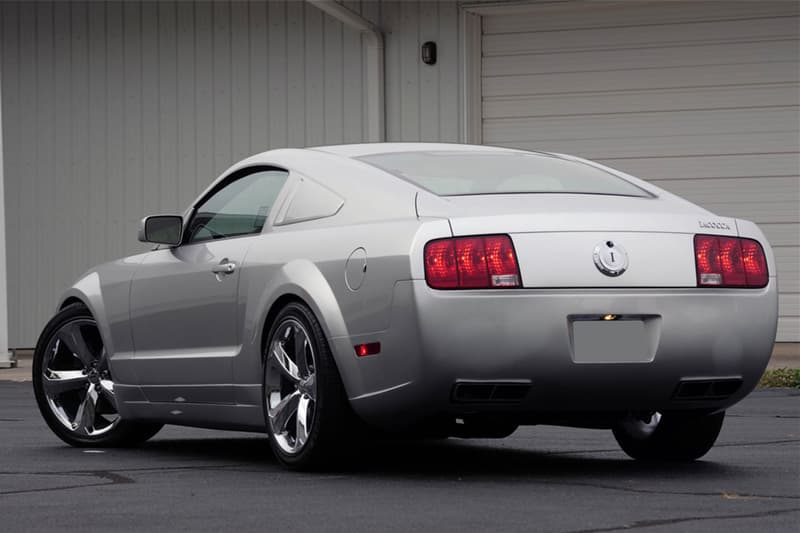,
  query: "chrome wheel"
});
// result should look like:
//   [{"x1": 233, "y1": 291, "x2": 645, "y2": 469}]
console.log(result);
[
  {"x1": 265, "y1": 318, "x2": 317, "y2": 455},
  {"x1": 41, "y1": 318, "x2": 119, "y2": 437},
  {"x1": 619, "y1": 412, "x2": 662, "y2": 440}
]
